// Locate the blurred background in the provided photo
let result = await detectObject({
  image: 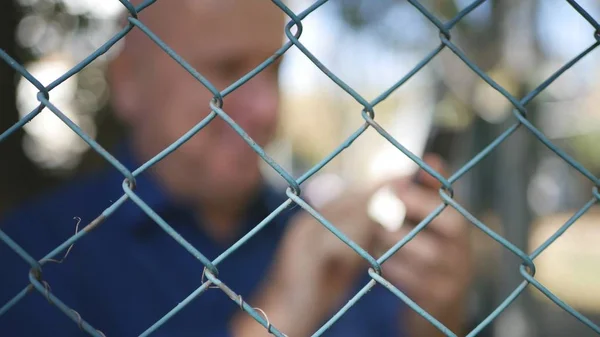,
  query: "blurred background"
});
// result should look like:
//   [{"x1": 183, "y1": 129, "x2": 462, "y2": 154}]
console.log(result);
[{"x1": 1, "y1": 0, "x2": 600, "y2": 336}]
